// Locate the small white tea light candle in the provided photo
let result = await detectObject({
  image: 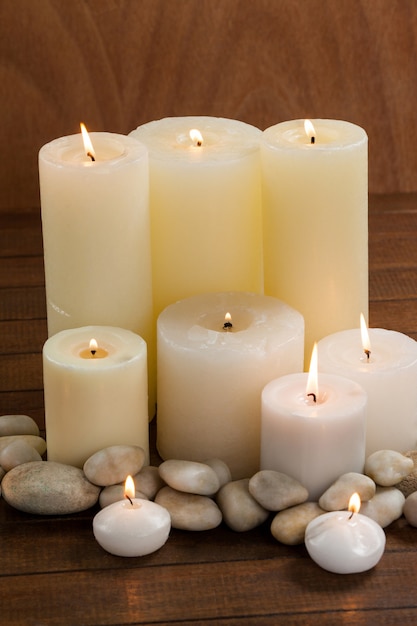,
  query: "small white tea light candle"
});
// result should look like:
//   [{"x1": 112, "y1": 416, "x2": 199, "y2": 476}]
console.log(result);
[
  {"x1": 130, "y1": 117, "x2": 263, "y2": 321},
  {"x1": 43, "y1": 326, "x2": 149, "y2": 468},
  {"x1": 157, "y1": 291, "x2": 304, "y2": 479},
  {"x1": 305, "y1": 493, "x2": 386, "y2": 574},
  {"x1": 93, "y1": 476, "x2": 171, "y2": 557},
  {"x1": 261, "y1": 345, "x2": 367, "y2": 500},
  {"x1": 317, "y1": 316, "x2": 417, "y2": 455},
  {"x1": 261, "y1": 119, "x2": 368, "y2": 366}
]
